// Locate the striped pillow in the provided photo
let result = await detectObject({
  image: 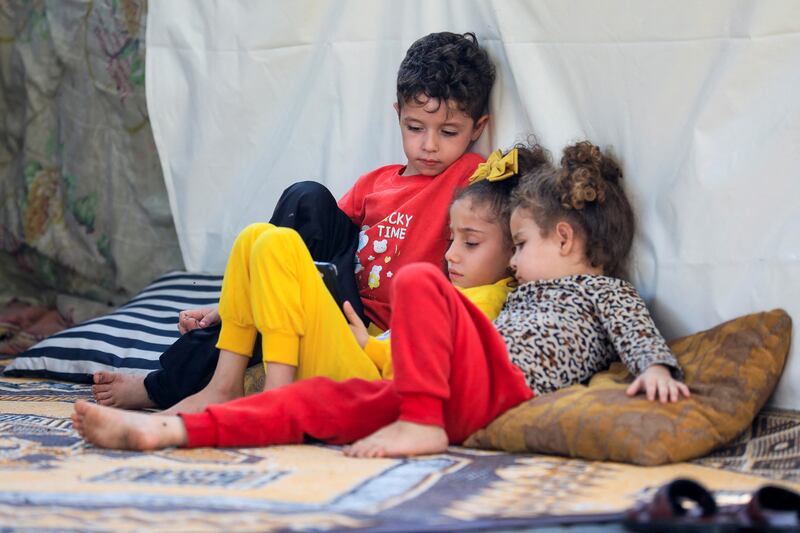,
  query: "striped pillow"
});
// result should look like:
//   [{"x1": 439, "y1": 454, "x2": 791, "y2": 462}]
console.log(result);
[{"x1": 3, "y1": 272, "x2": 222, "y2": 383}]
